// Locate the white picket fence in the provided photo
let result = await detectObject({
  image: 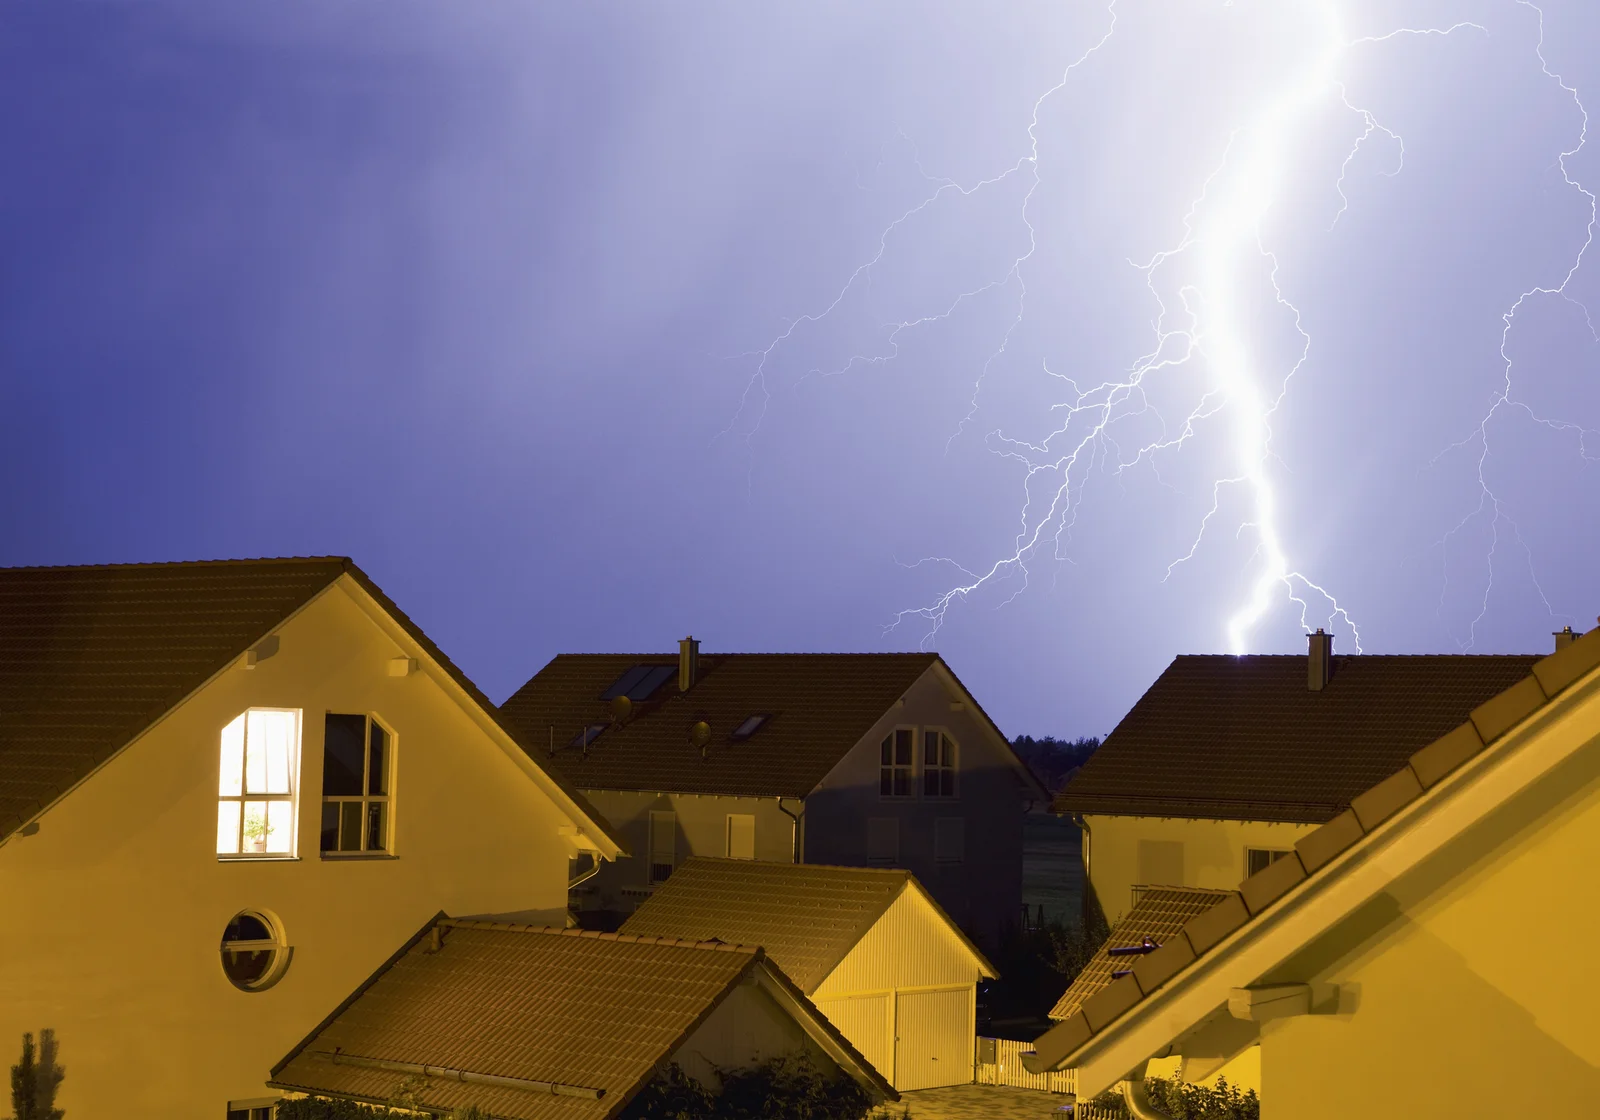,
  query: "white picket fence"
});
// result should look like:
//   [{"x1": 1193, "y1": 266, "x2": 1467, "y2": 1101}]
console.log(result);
[{"x1": 973, "y1": 1037, "x2": 1077, "y2": 1095}]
